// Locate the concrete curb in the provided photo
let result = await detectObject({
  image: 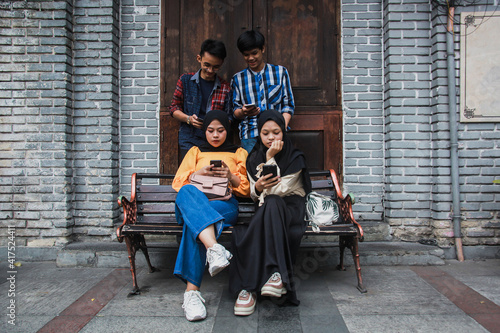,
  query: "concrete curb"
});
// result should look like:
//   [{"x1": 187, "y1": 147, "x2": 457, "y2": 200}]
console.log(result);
[{"x1": 2, "y1": 241, "x2": 499, "y2": 268}]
